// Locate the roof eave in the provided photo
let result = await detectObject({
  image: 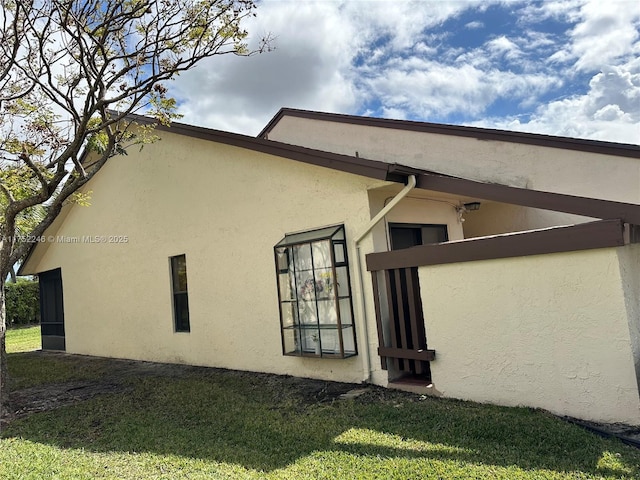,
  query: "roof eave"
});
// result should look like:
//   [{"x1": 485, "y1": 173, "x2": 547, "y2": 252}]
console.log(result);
[{"x1": 260, "y1": 108, "x2": 640, "y2": 158}]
